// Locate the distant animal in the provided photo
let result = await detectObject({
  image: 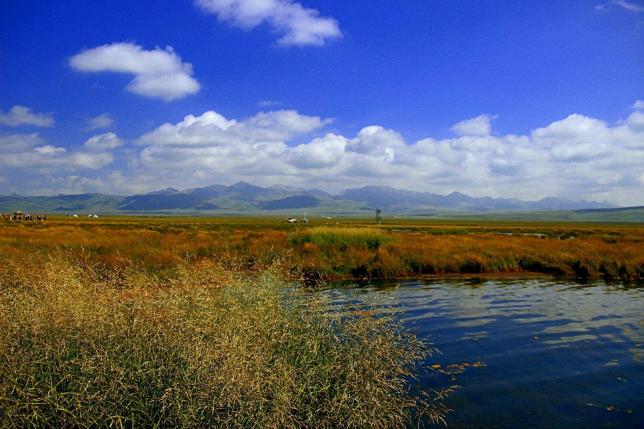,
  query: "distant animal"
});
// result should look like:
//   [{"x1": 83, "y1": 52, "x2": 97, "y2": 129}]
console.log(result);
[{"x1": 285, "y1": 217, "x2": 297, "y2": 224}]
